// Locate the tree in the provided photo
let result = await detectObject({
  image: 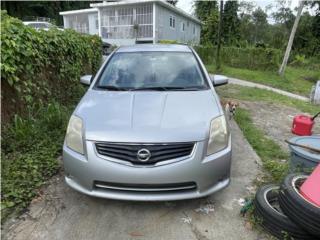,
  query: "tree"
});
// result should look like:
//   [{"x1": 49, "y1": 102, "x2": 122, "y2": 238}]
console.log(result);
[
  {"x1": 1, "y1": 1, "x2": 91, "y2": 26},
  {"x1": 293, "y1": 12, "x2": 317, "y2": 56},
  {"x1": 222, "y1": 0, "x2": 240, "y2": 45},
  {"x1": 238, "y1": 1, "x2": 255, "y2": 46},
  {"x1": 272, "y1": 1, "x2": 295, "y2": 31},
  {"x1": 278, "y1": 1, "x2": 304, "y2": 75},
  {"x1": 311, "y1": 2, "x2": 320, "y2": 32},
  {"x1": 216, "y1": 1, "x2": 223, "y2": 70},
  {"x1": 252, "y1": 7, "x2": 268, "y2": 44},
  {"x1": 194, "y1": 0, "x2": 219, "y2": 44},
  {"x1": 239, "y1": 1, "x2": 256, "y2": 16},
  {"x1": 194, "y1": 0, "x2": 218, "y2": 21}
]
